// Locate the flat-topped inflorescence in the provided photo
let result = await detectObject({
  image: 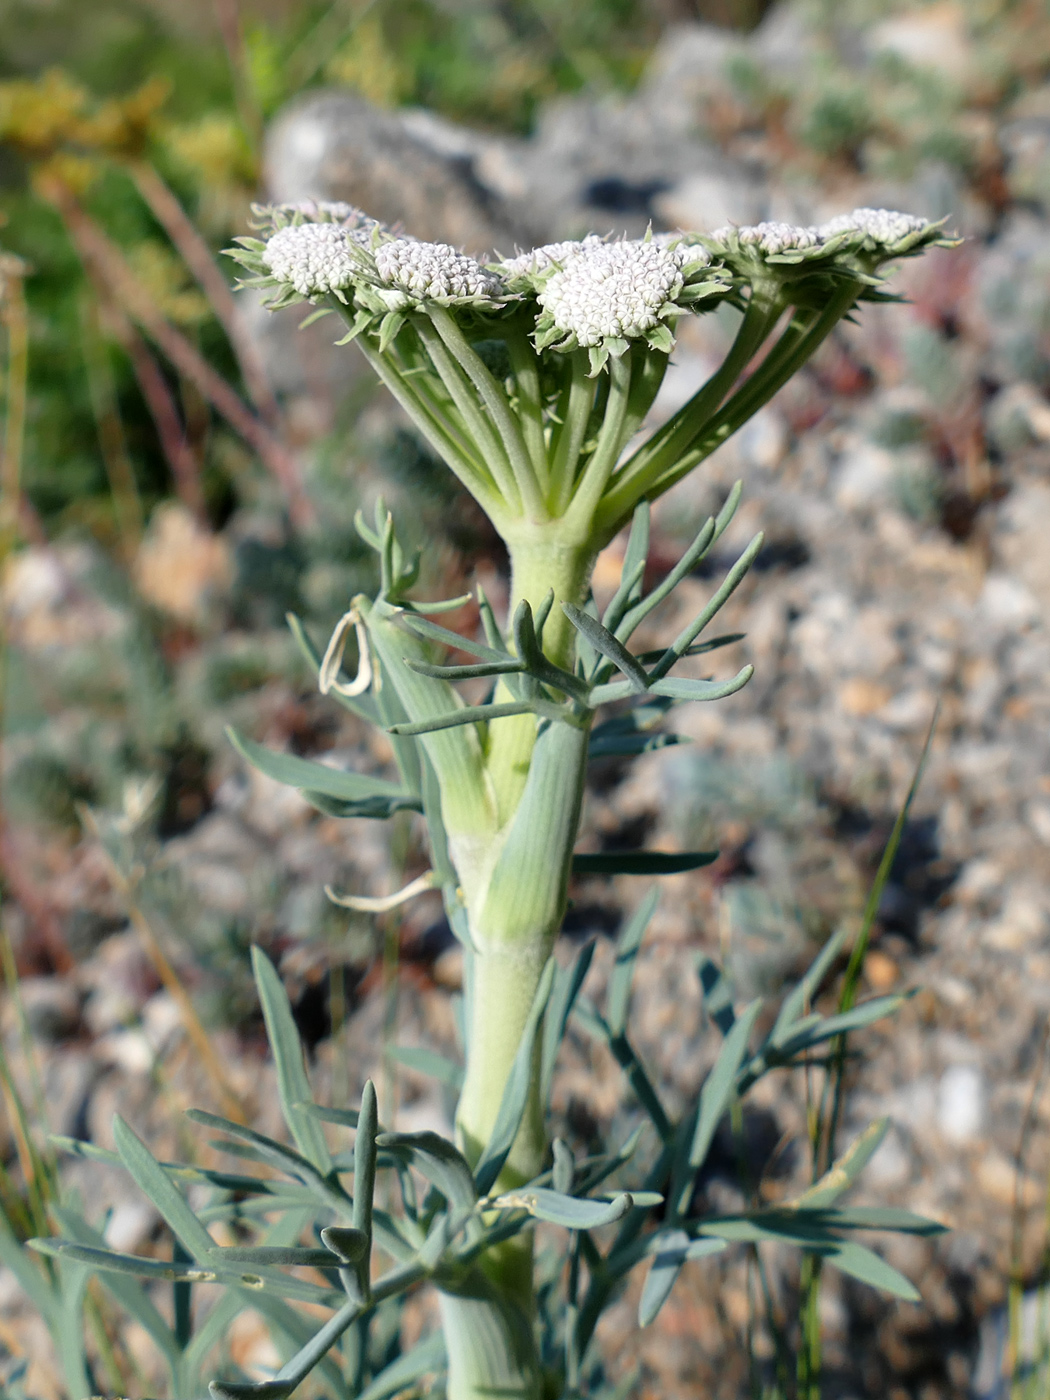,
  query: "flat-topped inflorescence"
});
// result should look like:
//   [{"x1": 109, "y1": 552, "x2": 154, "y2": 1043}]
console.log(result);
[
  {"x1": 226, "y1": 200, "x2": 955, "y2": 531},
  {"x1": 249, "y1": 199, "x2": 386, "y2": 235},
  {"x1": 707, "y1": 208, "x2": 952, "y2": 279},
  {"x1": 816, "y1": 207, "x2": 932, "y2": 249},
  {"x1": 537, "y1": 237, "x2": 683, "y2": 346}
]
